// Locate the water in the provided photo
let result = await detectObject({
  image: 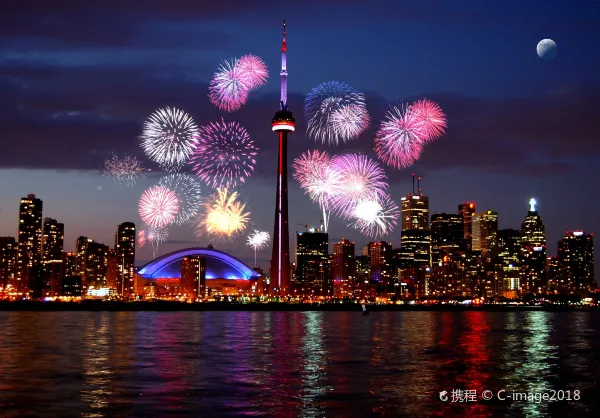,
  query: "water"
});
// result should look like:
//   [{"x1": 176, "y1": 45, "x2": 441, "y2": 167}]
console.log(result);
[{"x1": 0, "y1": 311, "x2": 599, "y2": 417}]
